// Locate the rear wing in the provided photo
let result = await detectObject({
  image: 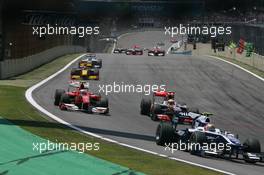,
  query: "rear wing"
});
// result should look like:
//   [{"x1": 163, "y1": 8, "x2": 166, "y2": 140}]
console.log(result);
[{"x1": 153, "y1": 91, "x2": 175, "y2": 97}]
